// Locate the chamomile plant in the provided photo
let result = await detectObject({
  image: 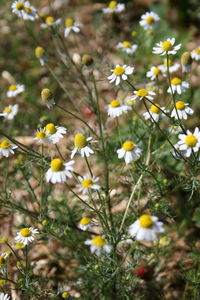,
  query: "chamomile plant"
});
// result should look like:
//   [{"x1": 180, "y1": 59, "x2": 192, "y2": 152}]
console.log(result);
[{"x1": 1, "y1": 1, "x2": 200, "y2": 299}]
